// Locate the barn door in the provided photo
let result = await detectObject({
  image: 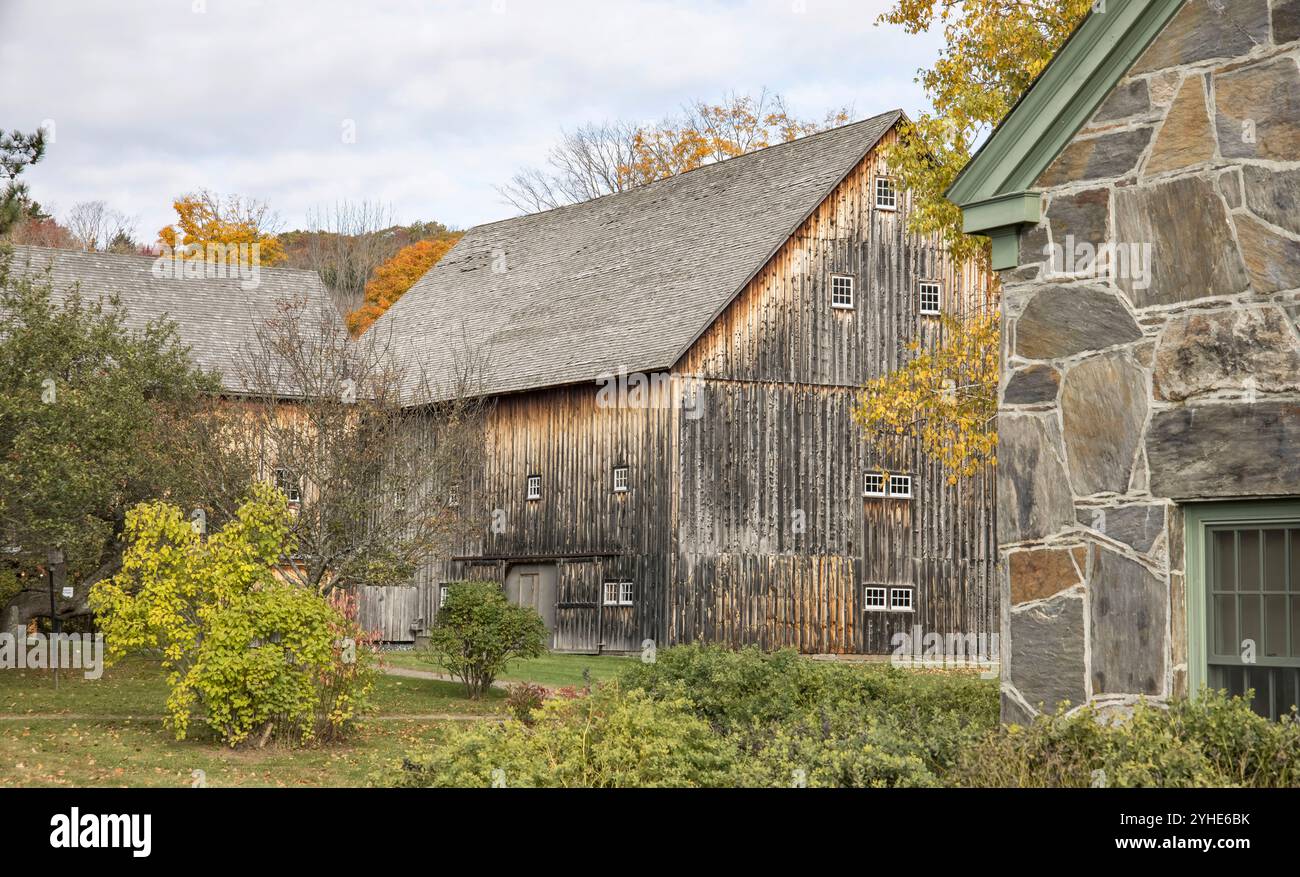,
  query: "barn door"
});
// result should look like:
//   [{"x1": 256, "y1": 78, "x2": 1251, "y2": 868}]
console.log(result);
[{"x1": 506, "y1": 564, "x2": 558, "y2": 646}]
